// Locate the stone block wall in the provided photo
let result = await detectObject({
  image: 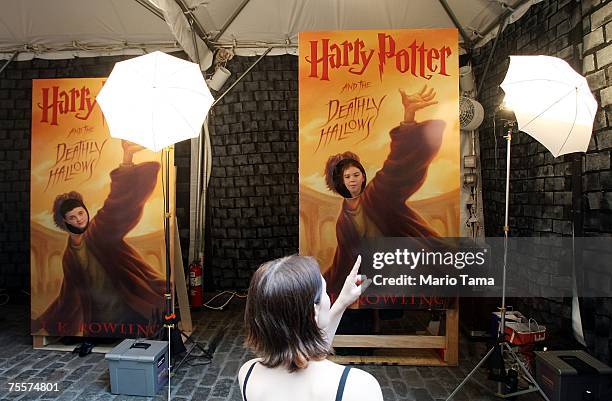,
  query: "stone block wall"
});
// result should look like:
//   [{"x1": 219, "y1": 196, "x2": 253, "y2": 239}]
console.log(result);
[
  {"x1": 579, "y1": 0, "x2": 612, "y2": 364},
  {"x1": 583, "y1": 0, "x2": 612, "y2": 234},
  {"x1": 205, "y1": 55, "x2": 299, "y2": 289}
]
